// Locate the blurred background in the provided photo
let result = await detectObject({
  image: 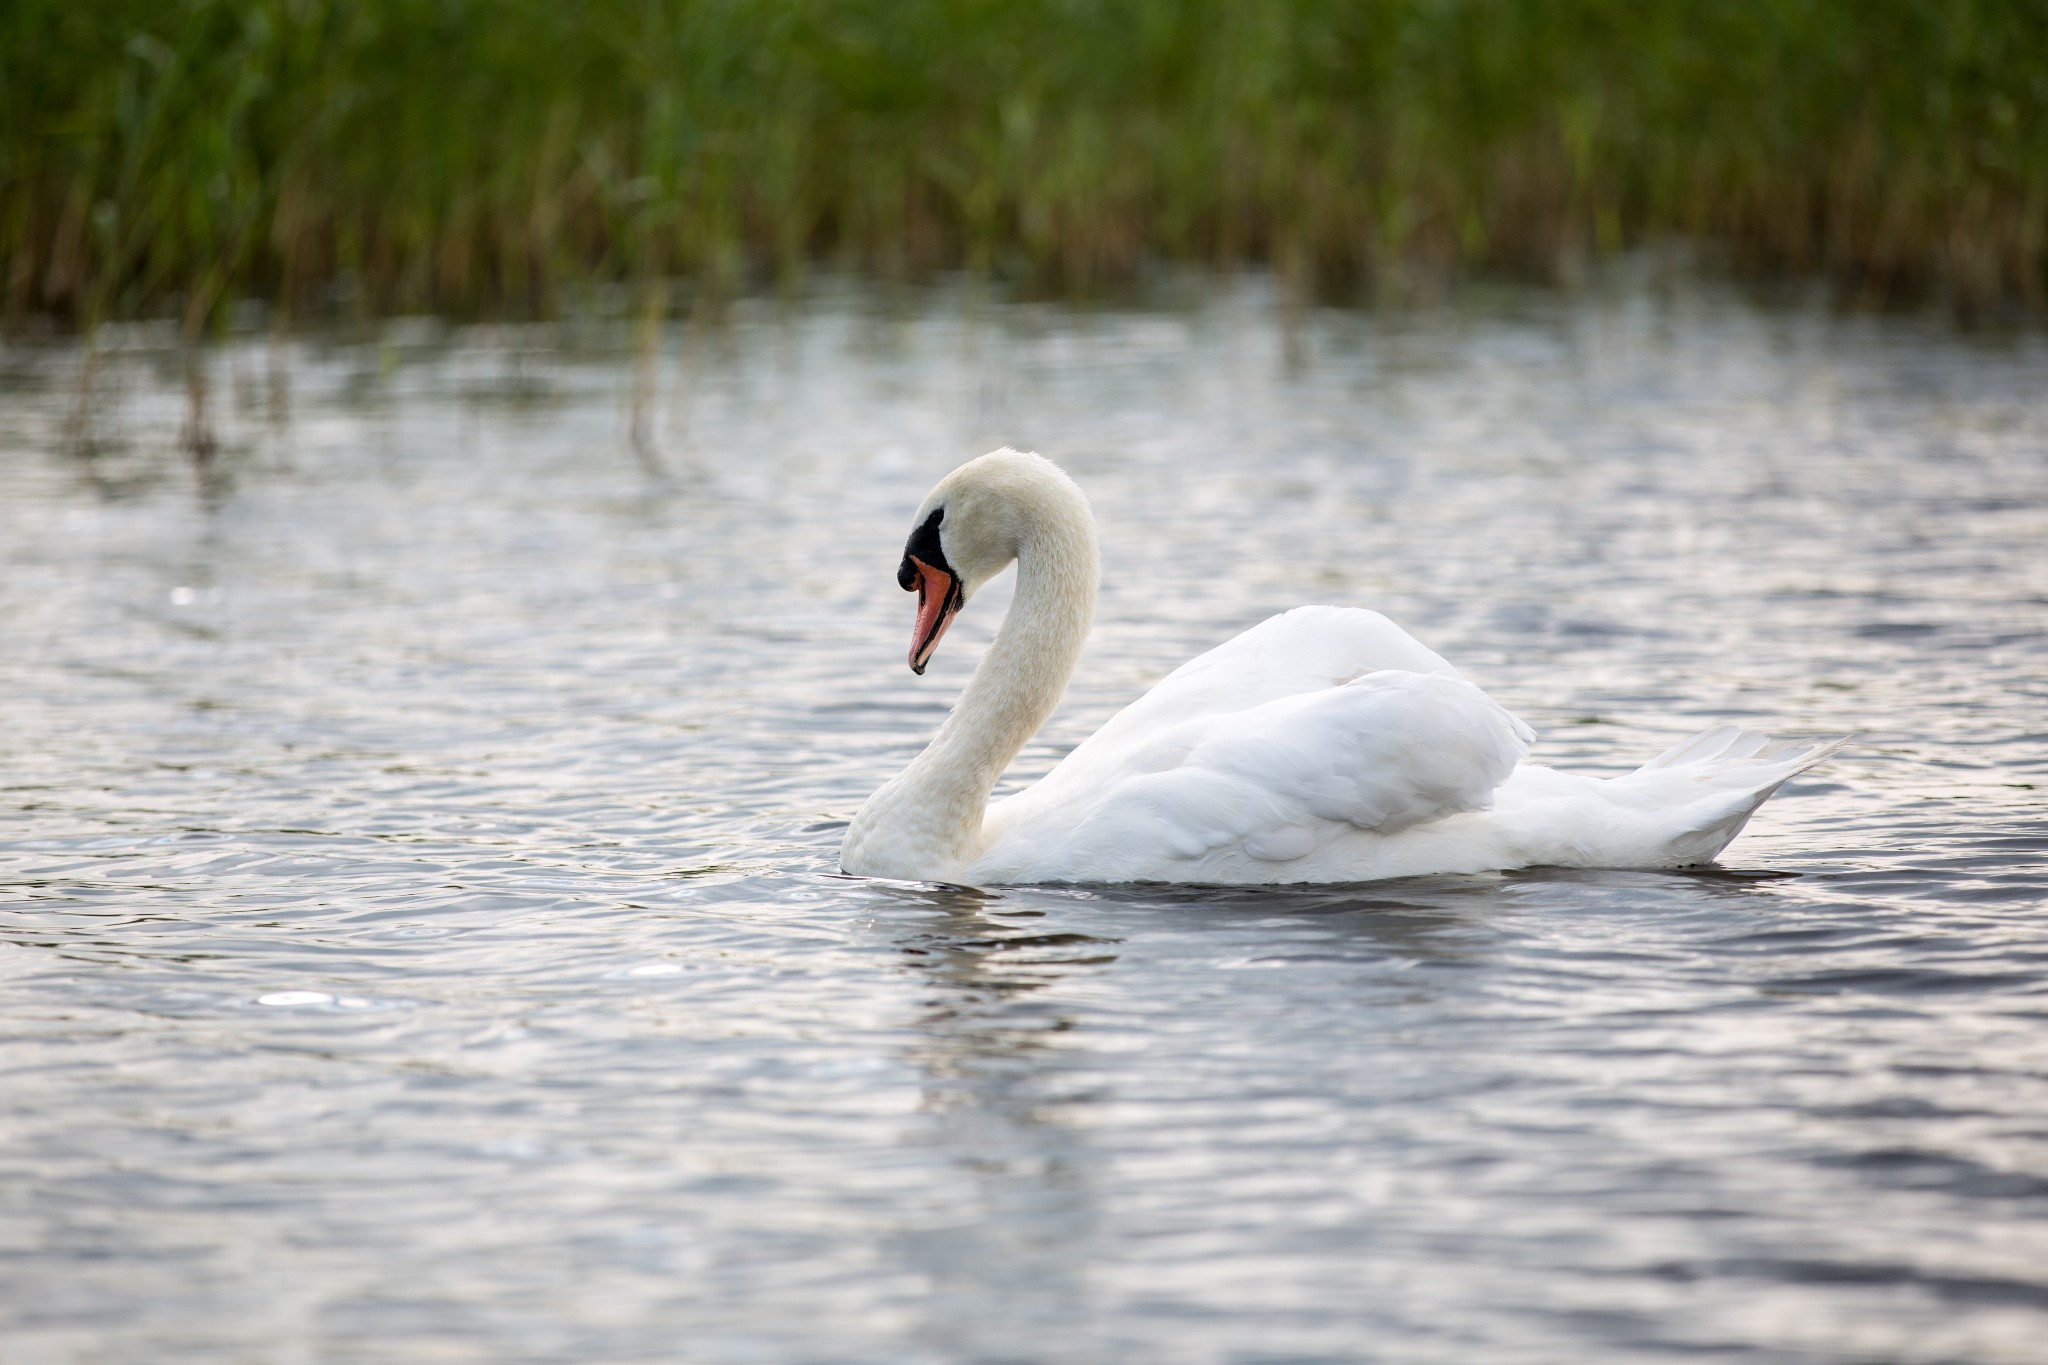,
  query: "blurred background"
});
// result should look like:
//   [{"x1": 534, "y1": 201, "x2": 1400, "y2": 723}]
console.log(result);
[{"x1": 6, "y1": 0, "x2": 2046, "y2": 334}]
